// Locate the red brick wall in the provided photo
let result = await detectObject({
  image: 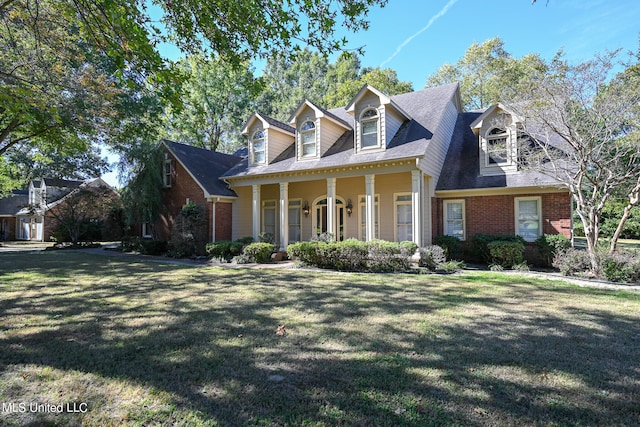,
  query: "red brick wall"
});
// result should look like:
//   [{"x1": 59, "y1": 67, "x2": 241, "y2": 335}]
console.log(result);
[
  {"x1": 156, "y1": 151, "x2": 211, "y2": 241},
  {"x1": 0, "y1": 217, "x2": 16, "y2": 240},
  {"x1": 432, "y1": 191, "x2": 572, "y2": 241},
  {"x1": 215, "y1": 202, "x2": 232, "y2": 241}
]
